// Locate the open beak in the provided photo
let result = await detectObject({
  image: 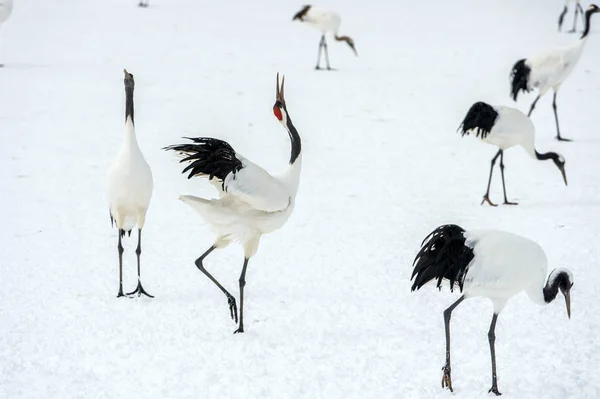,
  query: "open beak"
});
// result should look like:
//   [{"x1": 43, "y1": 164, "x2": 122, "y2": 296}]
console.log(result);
[
  {"x1": 276, "y1": 72, "x2": 285, "y2": 103},
  {"x1": 565, "y1": 290, "x2": 571, "y2": 319},
  {"x1": 559, "y1": 165, "x2": 568, "y2": 186}
]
